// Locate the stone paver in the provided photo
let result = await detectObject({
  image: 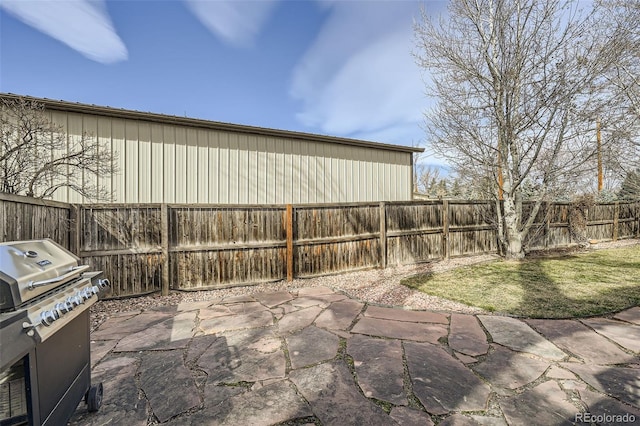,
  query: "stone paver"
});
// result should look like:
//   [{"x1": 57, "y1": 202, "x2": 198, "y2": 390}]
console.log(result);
[
  {"x1": 478, "y1": 315, "x2": 566, "y2": 360},
  {"x1": 199, "y1": 309, "x2": 273, "y2": 334},
  {"x1": 114, "y1": 311, "x2": 196, "y2": 351},
  {"x1": 546, "y1": 366, "x2": 577, "y2": 380},
  {"x1": 499, "y1": 381, "x2": 577, "y2": 425},
  {"x1": 253, "y1": 290, "x2": 294, "y2": 308},
  {"x1": 70, "y1": 356, "x2": 147, "y2": 426},
  {"x1": 193, "y1": 380, "x2": 312, "y2": 426},
  {"x1": 199, "y1": 328, "x2": 286, "y2": 384},
  {"x1": 352, "y1": 317, "x2": 448, "y2": 343},
  {"x1": 561, "y1": 363, "x2": 640, "y2": 408},
  {"x1": 91, "y1": 311, "x2": 174, "y2": 340},
  {"x1": 347, "y1": 334, "x2": 406, "y2": 405},
  {"x1": 528, "y1": 319, "x2": 636, "y2": 364},
  {"x1": 72, "y1": 288, "x2": 640, "y2": 426},
  {"x1": 314, "y1": 299, "x2": 364, "y2": 330},
  {"x1": 90, "y1": 339, "x2": 118, "y2": 367},
  {"x1": 404, "y1": 341, "x2": 491, "y2": 415},
  {"x1": 389, "y1": 407, "x2": 434, "y2": 426},
  {"x1": 449, "y1": 313, "x2": 489, "y2": 356},
  {"x1": 472, "y1": 346, "x2": 549, "y2": 390},
  {"x1": 289, "y1": 361, "x2": 396, "y2": 426},
  {"x1": 580, "y1": 317, "x2": 640, "y2": 352},
  {"x1": 614, "y1": 307, "x2": 640, "y2": 325},
  {"x1": 139, "y1": 351, "x2": 200, "y2": 423},
  {"x1": 578, "y1": 388, "x2": 640, "y2": 425},
  {"x1": 286, "y1": 326, "x2": 339, "y2": 369},
  {"x1": 364, "y1": 305, "x2": 448, "y2": 324},
  {"x1": 277, "y1": 305, "x2": 323, "y2": 334}
]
